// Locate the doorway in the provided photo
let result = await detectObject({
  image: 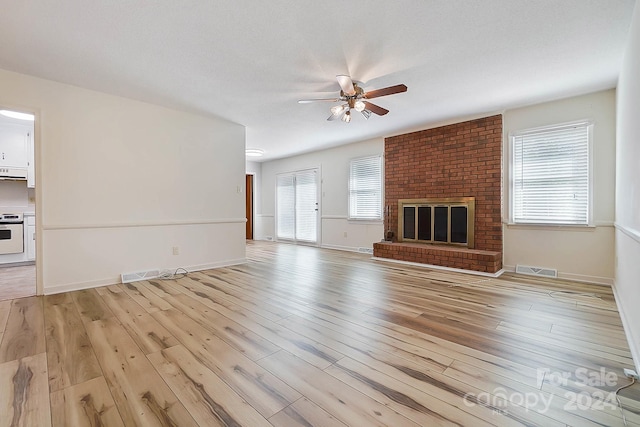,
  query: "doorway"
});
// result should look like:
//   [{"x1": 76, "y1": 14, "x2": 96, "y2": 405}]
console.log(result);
[
  {"x1": 246, "y1": 174, "x2": 253, "y2": 240},
  {"x1": 0, "y1": 108, "x2": 37, "y2": 301},
  {"x1": 276, "y1": 168, "x2": 319, "y2": 244}
]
